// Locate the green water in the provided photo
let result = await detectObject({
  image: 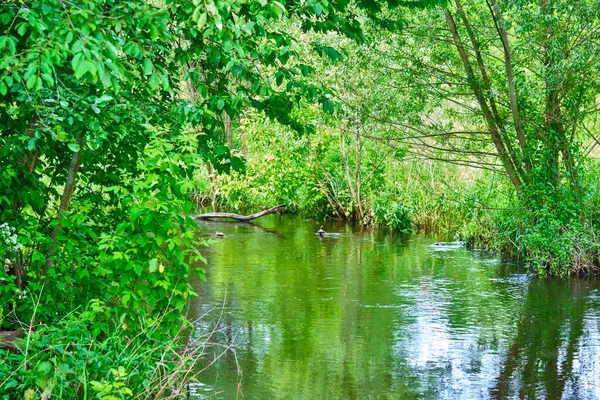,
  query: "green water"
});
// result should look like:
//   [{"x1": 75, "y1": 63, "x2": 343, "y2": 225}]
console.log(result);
[{"x1": 188, "y1": 215, "x2": 600, "y2": 399}]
